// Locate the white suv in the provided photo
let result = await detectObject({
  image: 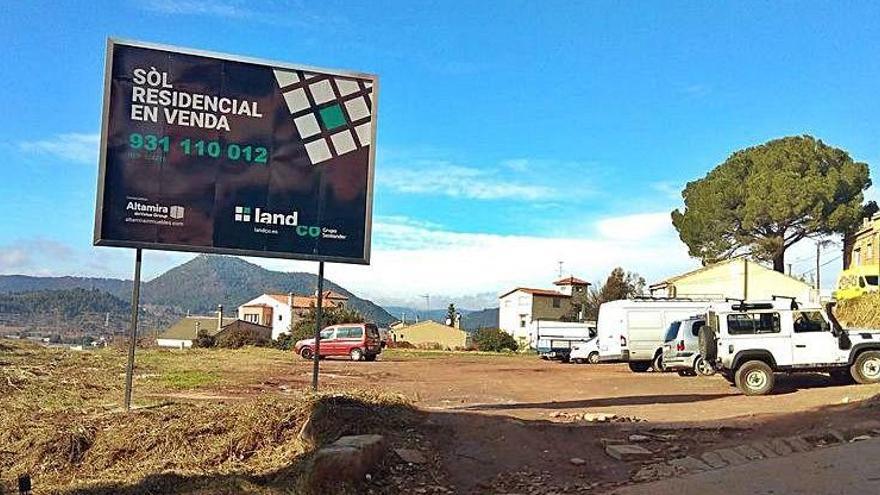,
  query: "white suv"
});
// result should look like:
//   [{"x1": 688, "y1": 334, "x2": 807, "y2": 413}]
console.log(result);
[{"x1": 700, "y1": 299, "x2": 880, "y2": 395}]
